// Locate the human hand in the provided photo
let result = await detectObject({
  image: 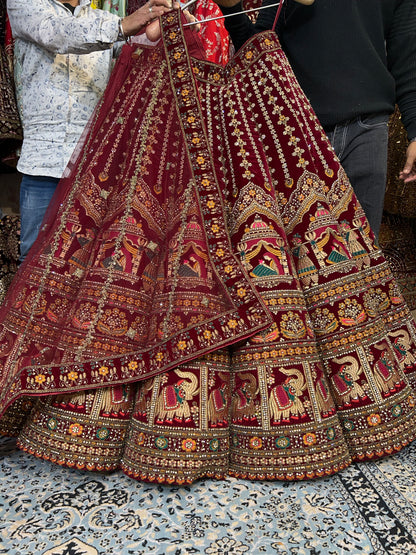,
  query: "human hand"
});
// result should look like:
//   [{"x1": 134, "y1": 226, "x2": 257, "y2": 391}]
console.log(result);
[
  {"x1": 399, "y1": 141, "x2": 416, "y2": 183},
  {"x1": 121, "y1": 0, "x2": 174, "y2": 37}
]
